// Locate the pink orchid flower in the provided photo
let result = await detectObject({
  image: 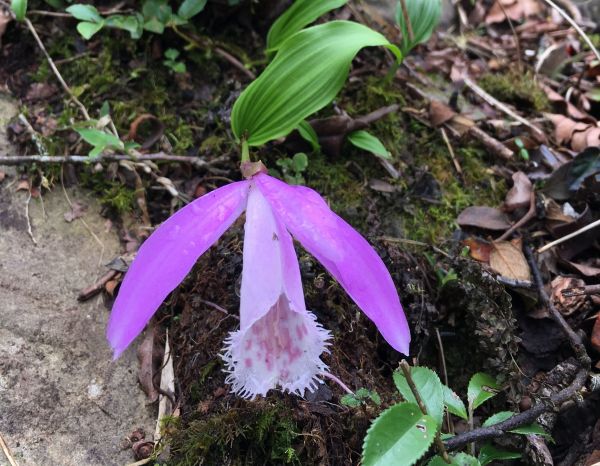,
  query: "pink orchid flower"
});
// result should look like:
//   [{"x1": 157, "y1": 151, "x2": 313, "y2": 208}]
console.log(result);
[{"x1": 107, "y1": 171, "x2": 410, "y2": 398}]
